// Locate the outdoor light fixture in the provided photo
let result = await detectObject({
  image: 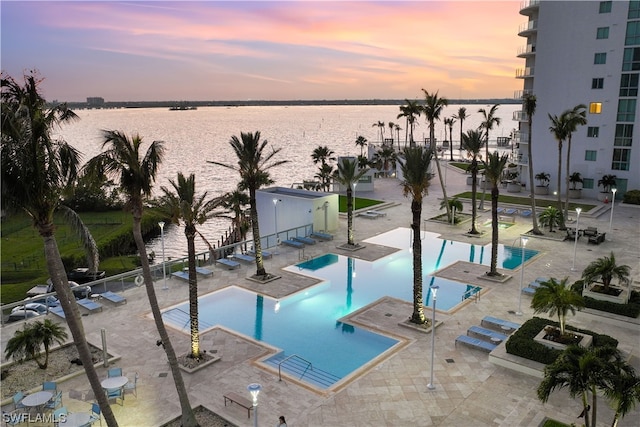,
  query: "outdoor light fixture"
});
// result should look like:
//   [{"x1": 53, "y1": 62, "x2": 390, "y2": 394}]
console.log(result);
[
  {"x1": 427, "y1": 285, "x2": 439, "y2": 391},
  {"x1": 159, "y1": 221, "x2": 168, "y2": 290},
  {"x1": 273, "y1": 199, "x2": 280, "y2": 253},
  {"x1": 571, "y1": 208, "x2": 582, "y2": 272},
  {"x1": 247, "y1": 383, "x2": 262, "y2": 427},
  {"x1": 609, "y1": 188, "x2": 617, "y2": 233},
  {"x1": 516, "y1": 236, "x2": 528, "y2": 316}
]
